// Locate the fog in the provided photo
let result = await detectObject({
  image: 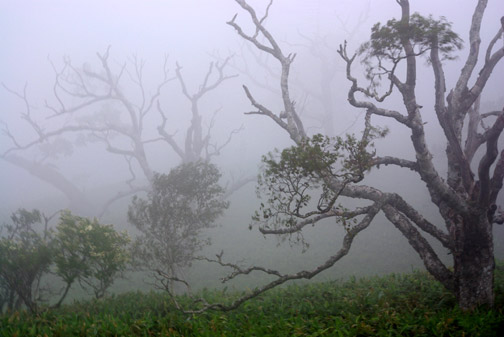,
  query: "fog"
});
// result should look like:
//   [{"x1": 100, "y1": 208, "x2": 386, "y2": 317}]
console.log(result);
[{"x1": 1, "y1": 0, "x2": 504, "y2": 293}]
